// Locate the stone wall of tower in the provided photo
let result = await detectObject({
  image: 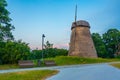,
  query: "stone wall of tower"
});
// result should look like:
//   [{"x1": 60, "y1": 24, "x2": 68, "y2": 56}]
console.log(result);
[{"x1": 68, "y1": 20, "x2": 98, "y2": 58}]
